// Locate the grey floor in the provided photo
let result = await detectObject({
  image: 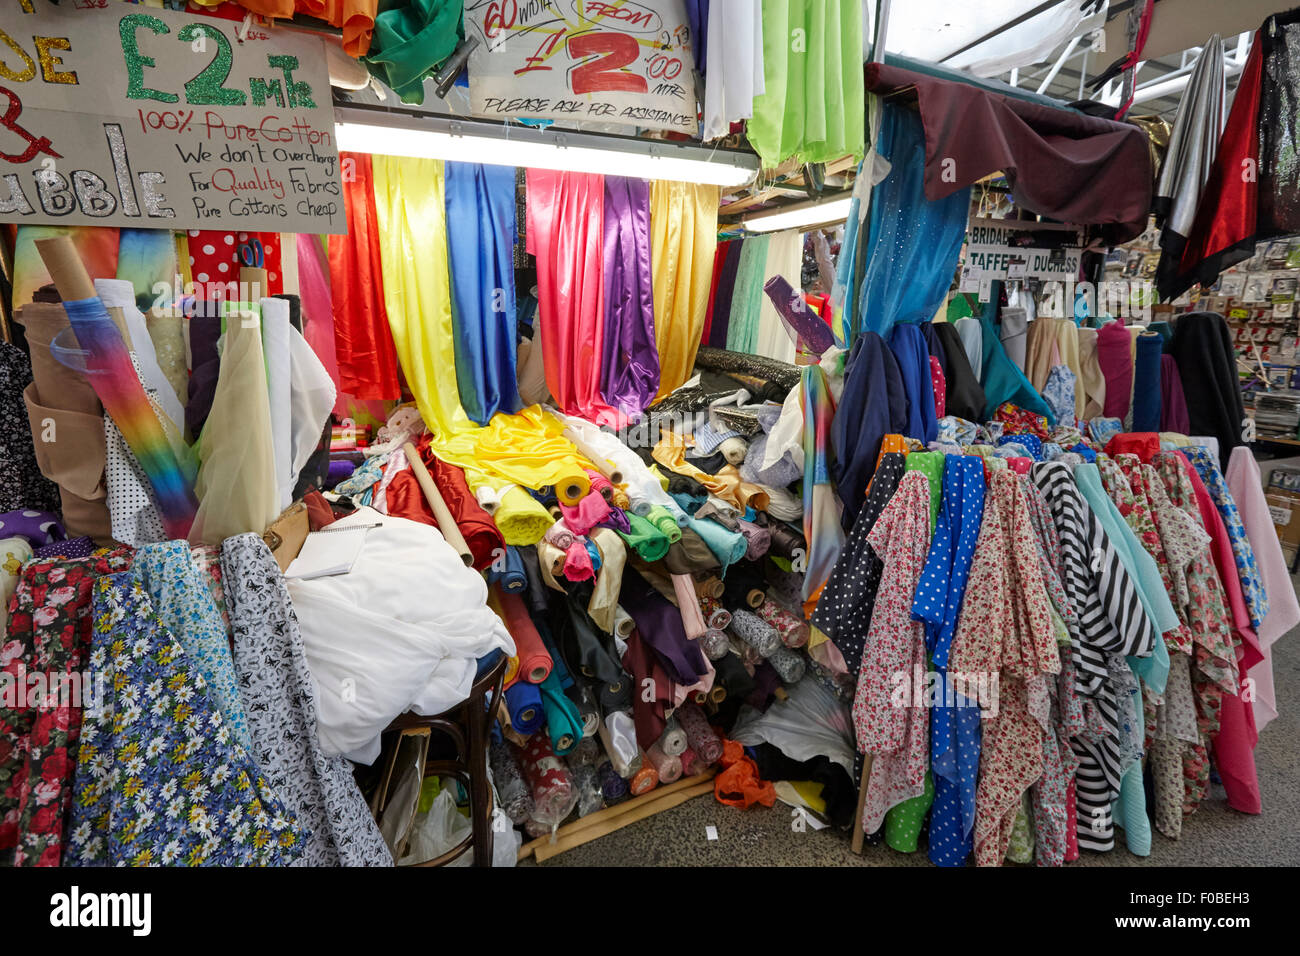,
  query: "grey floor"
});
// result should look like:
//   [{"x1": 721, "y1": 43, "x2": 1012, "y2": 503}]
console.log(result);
[{"x1": 533, "y1": 580, "x2": 1300, "y2": 867}]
